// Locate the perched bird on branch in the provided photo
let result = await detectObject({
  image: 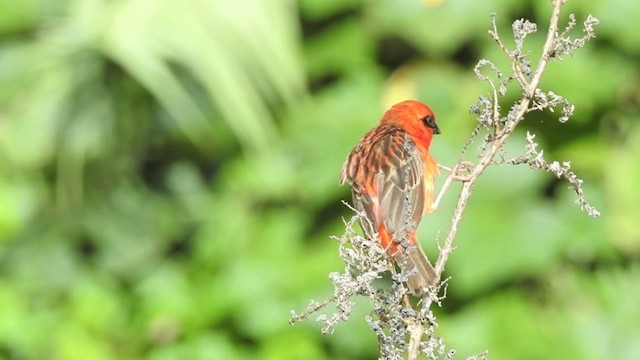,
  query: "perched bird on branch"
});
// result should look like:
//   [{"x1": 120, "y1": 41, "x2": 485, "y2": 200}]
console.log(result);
[{"x1": 341, "y1": 100, "x2": 441, "y2": 297}]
